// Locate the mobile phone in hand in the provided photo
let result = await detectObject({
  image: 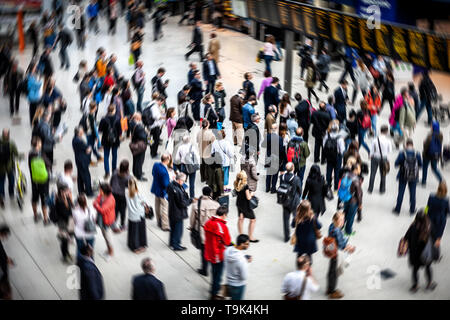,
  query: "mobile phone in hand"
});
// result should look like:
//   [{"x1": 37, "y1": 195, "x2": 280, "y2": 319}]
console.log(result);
[{"x1": 245, "y1": 255, "x2": 251, "y2": 260}]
